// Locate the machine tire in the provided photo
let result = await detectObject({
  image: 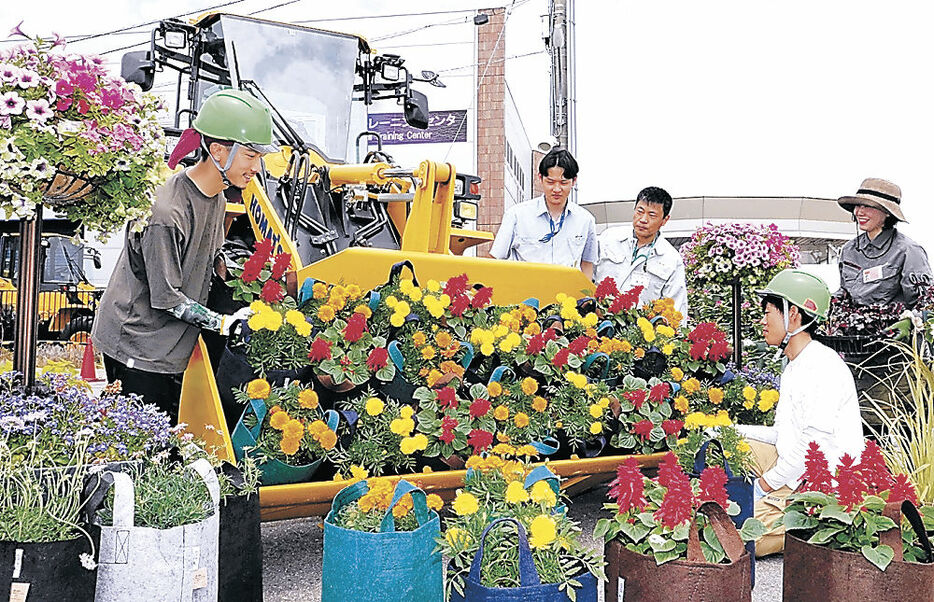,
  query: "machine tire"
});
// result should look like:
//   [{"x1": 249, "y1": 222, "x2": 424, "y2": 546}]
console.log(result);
[{"x1": 59, "y1": 315, "x2": 93, "y2": 345}]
